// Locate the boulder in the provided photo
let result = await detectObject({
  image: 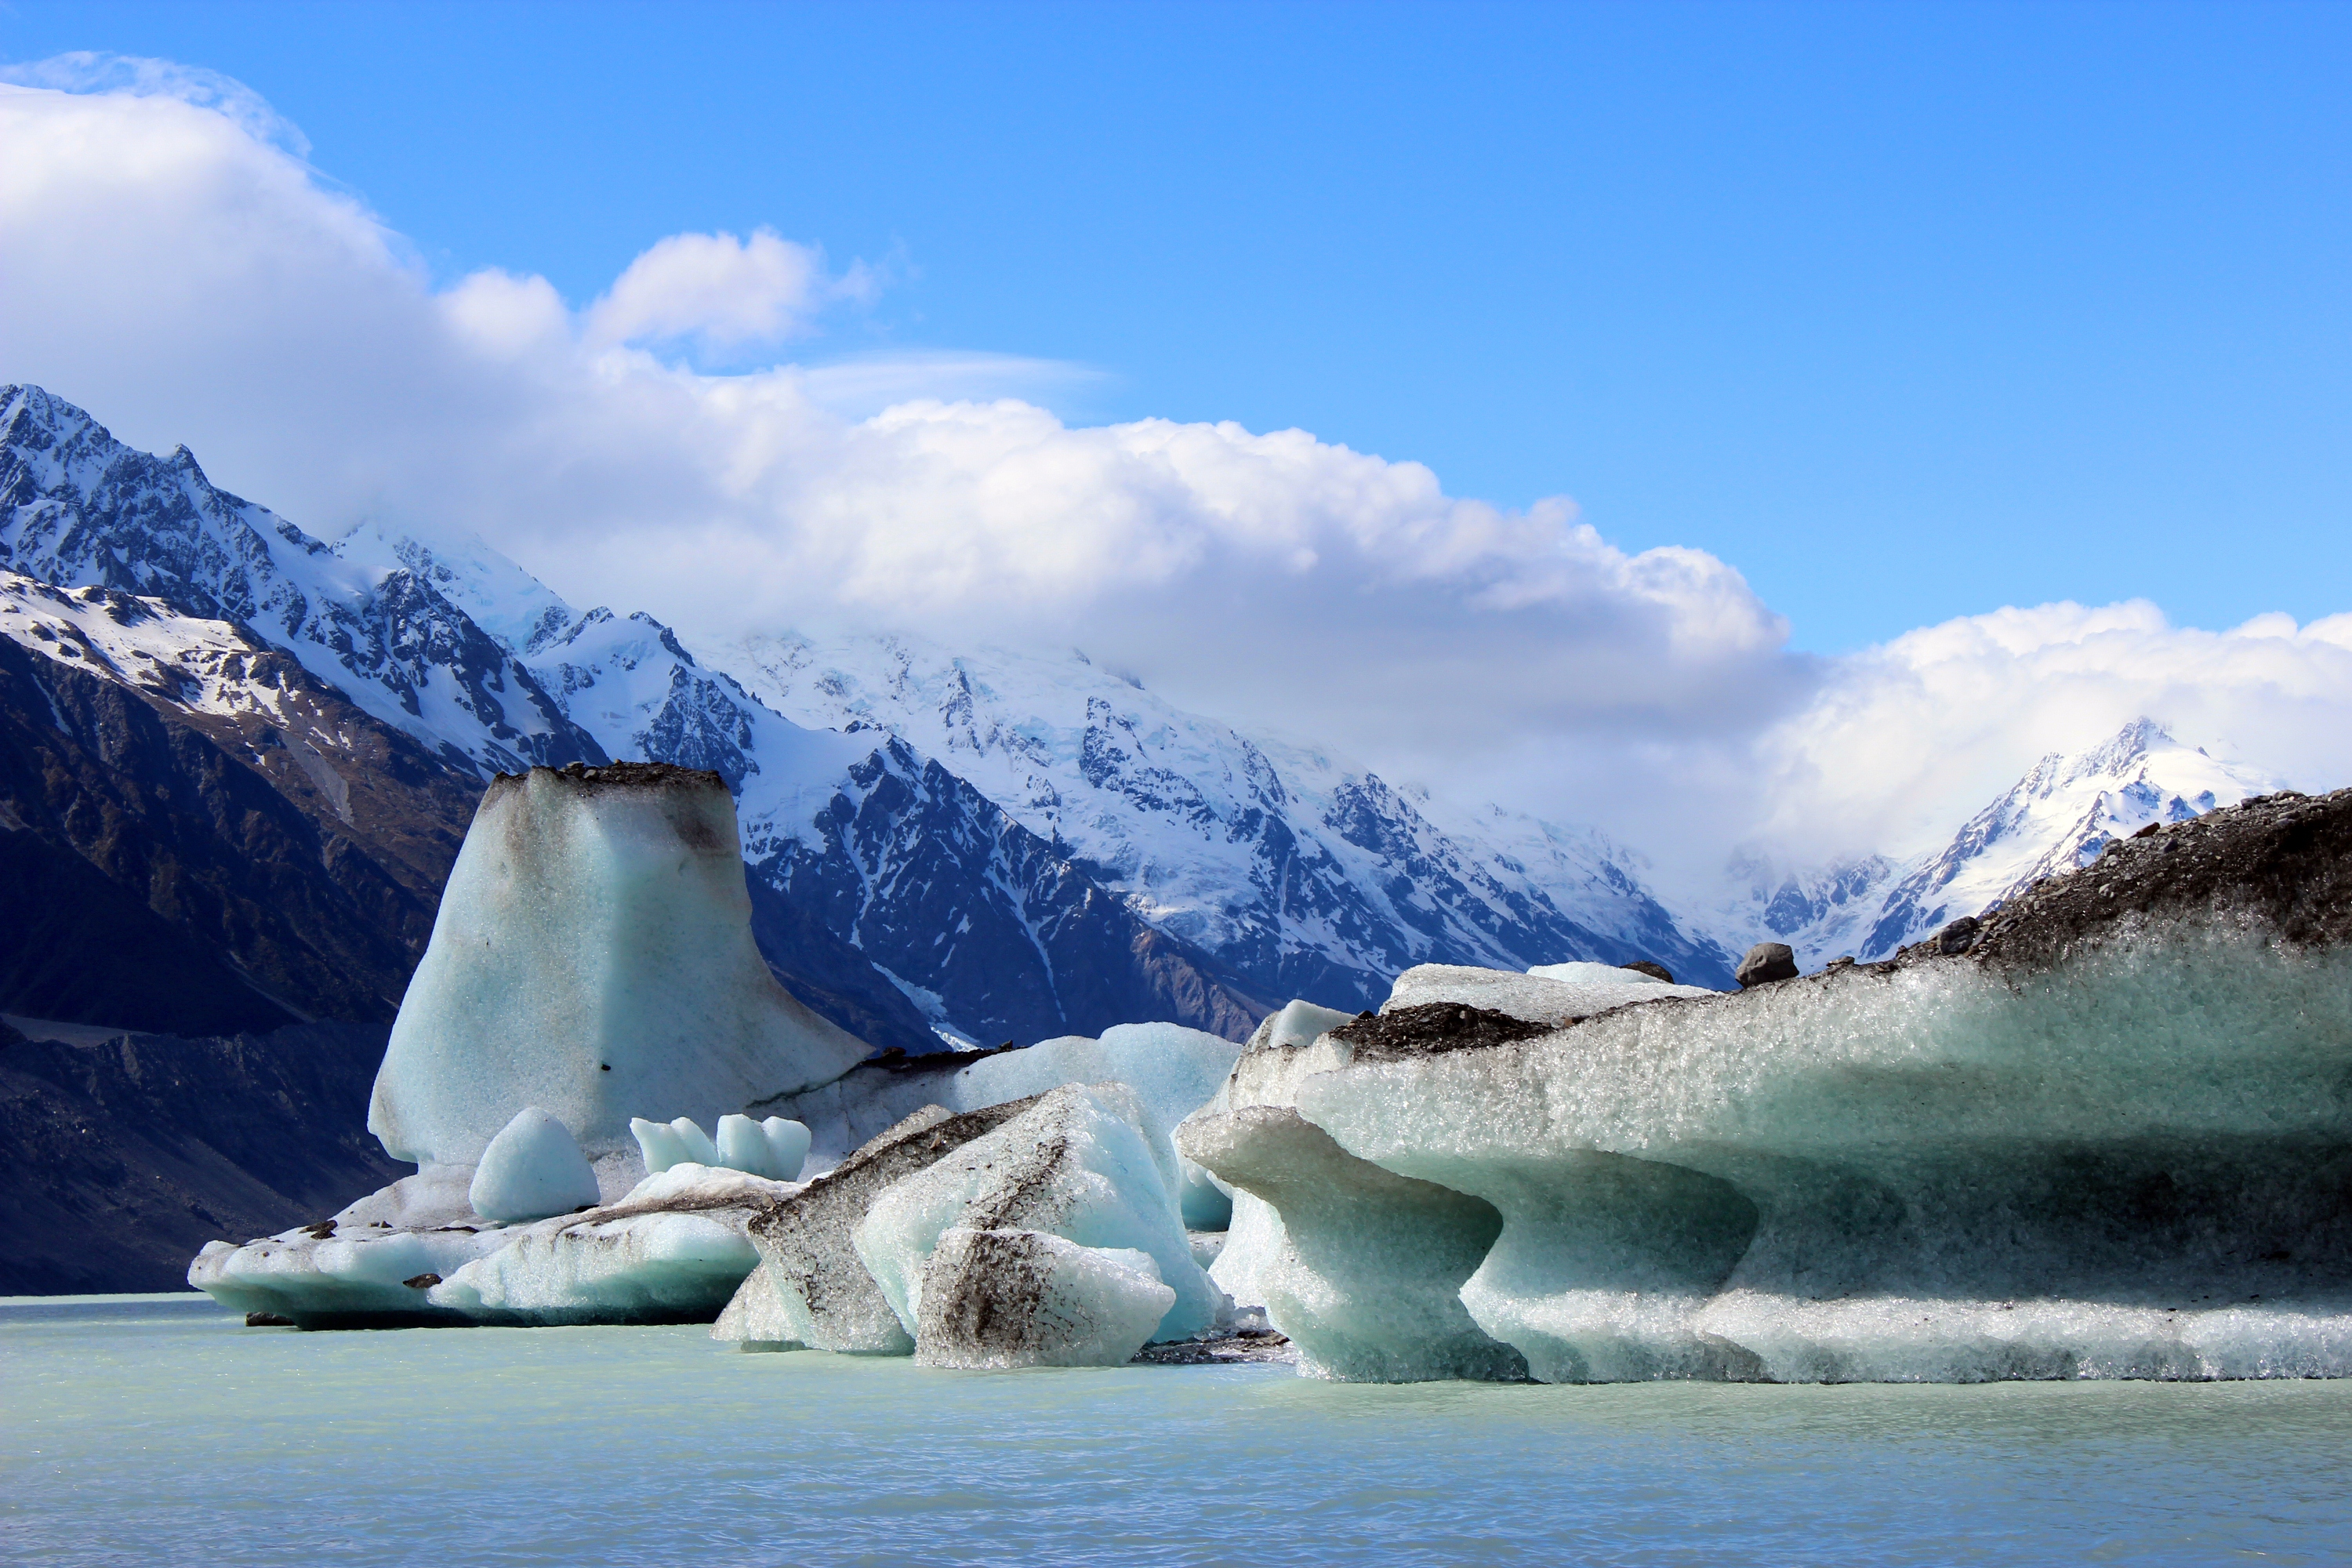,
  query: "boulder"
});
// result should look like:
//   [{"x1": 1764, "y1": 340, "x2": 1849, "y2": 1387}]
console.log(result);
[{"x1": 1733, "y1": 942, "x2": 1798, "y2": 987}]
